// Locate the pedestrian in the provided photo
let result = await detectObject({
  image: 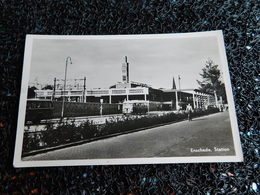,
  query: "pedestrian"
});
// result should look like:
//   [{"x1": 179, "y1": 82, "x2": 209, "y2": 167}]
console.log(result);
[
  {"x1": 186, "y1": 103, "x2": 193, "y2": 121},
  {"x1": 220, "y1": 105, "x2": 223, "y2": 112}
]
